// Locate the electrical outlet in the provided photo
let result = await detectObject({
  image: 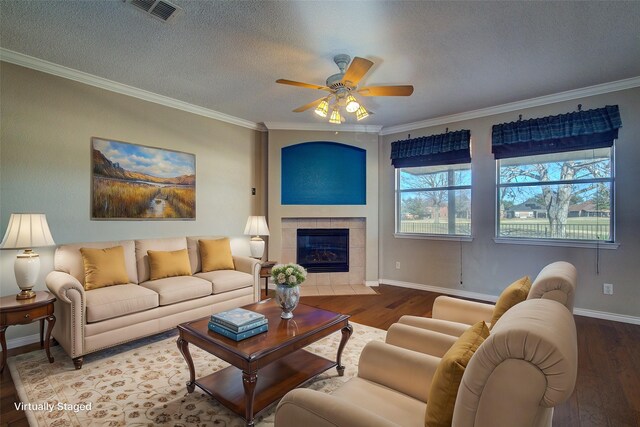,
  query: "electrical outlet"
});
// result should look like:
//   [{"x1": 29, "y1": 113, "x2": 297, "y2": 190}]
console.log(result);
[
  {"x1": 395, "y1": 261, "x2": 401, "y2": 269},
  {"x1": 603, "y1": 283, "x2": 614, "y2": 295}
]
